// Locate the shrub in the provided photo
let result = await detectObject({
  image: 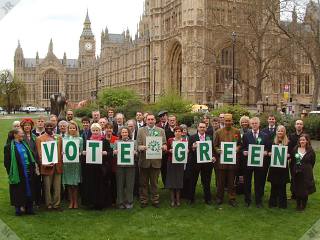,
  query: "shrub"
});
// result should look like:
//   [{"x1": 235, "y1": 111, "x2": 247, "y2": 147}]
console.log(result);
[
  {"x1": 148, "y1": 92, "x2": 192, "y2": 114},
  {"x1": 175, "y1": 112, "x2": 203, "y2": 127}
]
